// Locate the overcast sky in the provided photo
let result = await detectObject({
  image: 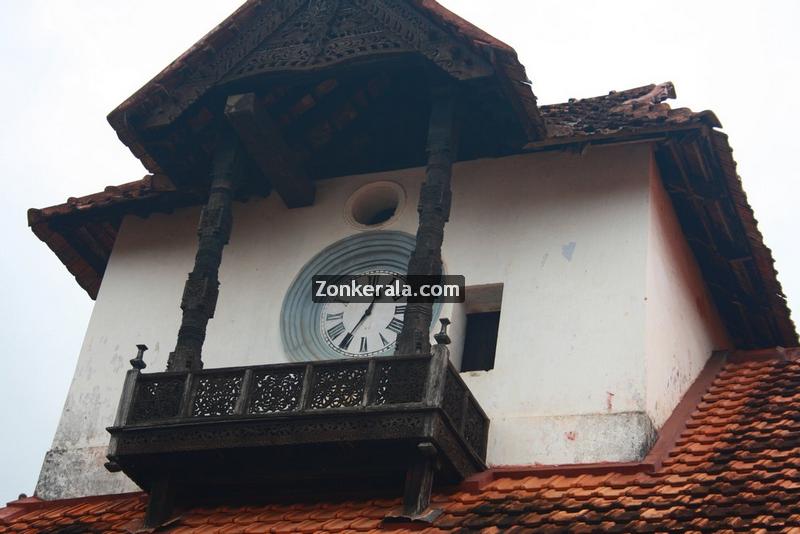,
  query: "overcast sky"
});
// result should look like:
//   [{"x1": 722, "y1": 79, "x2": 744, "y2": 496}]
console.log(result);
[{"x1": 0, "y1": 0, "x2": 798, "y2": 504}]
